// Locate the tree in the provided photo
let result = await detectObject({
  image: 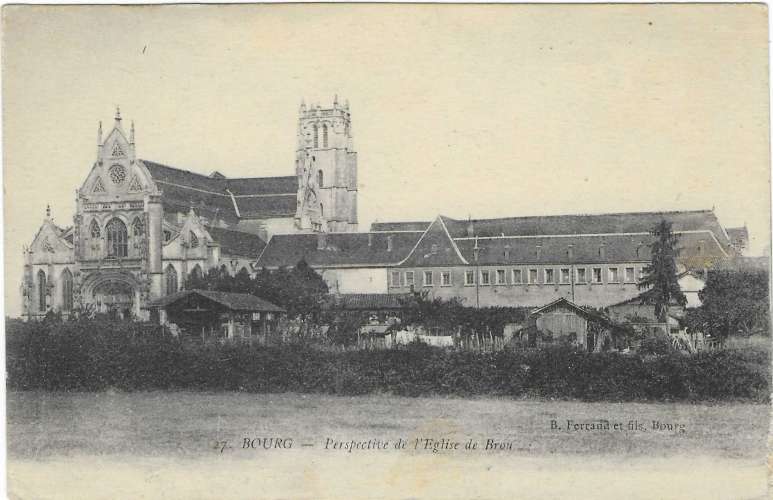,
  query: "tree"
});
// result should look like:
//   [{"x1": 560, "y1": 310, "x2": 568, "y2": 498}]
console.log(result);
[
  {"x1": 253, "y1": 259, "x2": 329, "y2": 331},
  {"x1": 638, "y1": 219, "x2": 686, "y2": 322},
  {"x1": 686, "y1": 270, "x2": 769, "y2": 343}
]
